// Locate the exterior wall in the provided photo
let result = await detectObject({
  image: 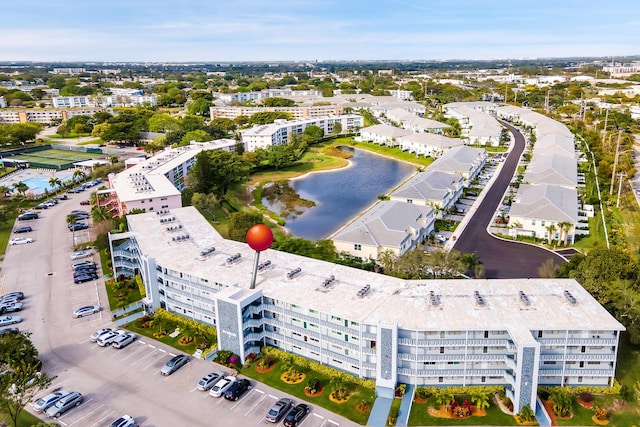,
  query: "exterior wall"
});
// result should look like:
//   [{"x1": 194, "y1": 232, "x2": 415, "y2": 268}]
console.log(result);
[
  {"x1": 210, "y1": 105, "x2": 342, "y2": 120},
  {"x1": 122, "y1": 194, "x2": 182, "y2": 214},
  {"x1": 509, "y1": 215, "x2": 575, "y2": 242}
]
